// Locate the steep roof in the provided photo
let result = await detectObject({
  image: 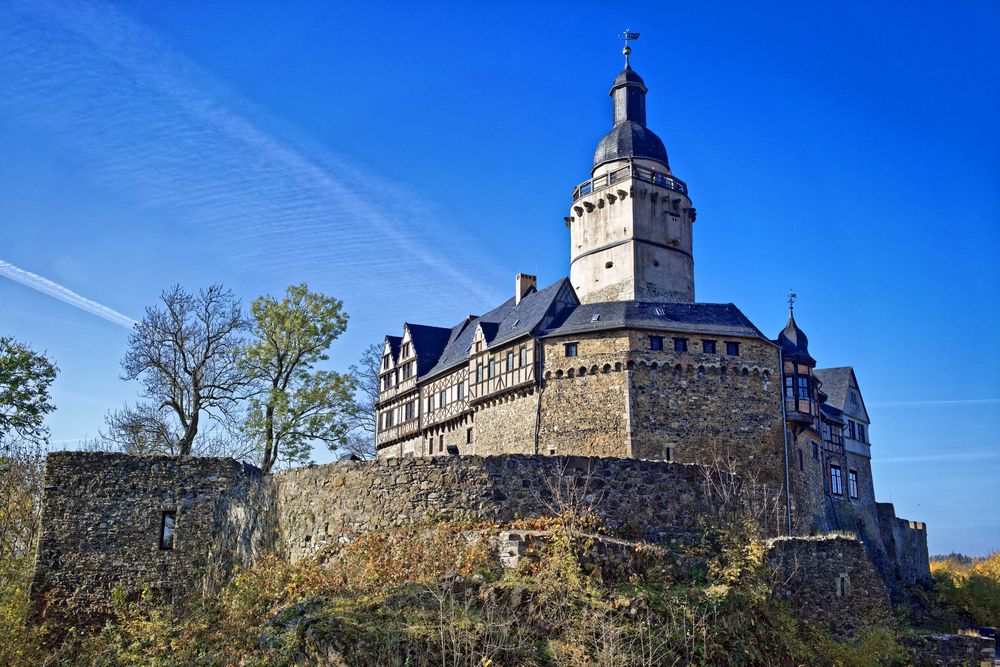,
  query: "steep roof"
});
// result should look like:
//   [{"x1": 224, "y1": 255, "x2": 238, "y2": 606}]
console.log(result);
[
  {"x1": 404, "y1": 324, "x2": 453, "y2": 377},
  {"x1": 814, "y1": 367, "x2": 869, "y2": 422},
  {"x1": 419, "y1": 278, "x2": 577, "y2": 380},
  {"x1": 775, "y1": 310, "x2": 816, "y2": 366},
  {"x1": 384, "y1": 335, "x2": 402, "y2": 360},
  {"x1": 540, "y1": 301, "x2": 768, "y2": 340}
]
